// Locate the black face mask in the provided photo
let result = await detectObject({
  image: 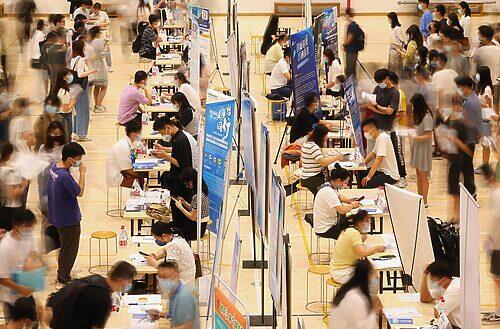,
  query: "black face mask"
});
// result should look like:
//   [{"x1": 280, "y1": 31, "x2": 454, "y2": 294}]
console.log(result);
[{"x1": 50, "y1": 135, "x2": 65, "y2": 145}]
